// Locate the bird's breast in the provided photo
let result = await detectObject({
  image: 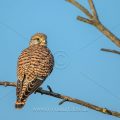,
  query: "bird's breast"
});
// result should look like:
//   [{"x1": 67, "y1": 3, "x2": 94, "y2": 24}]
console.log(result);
[{"x1": 17, "y1": 44, "x2": 54, "y2": 81}]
